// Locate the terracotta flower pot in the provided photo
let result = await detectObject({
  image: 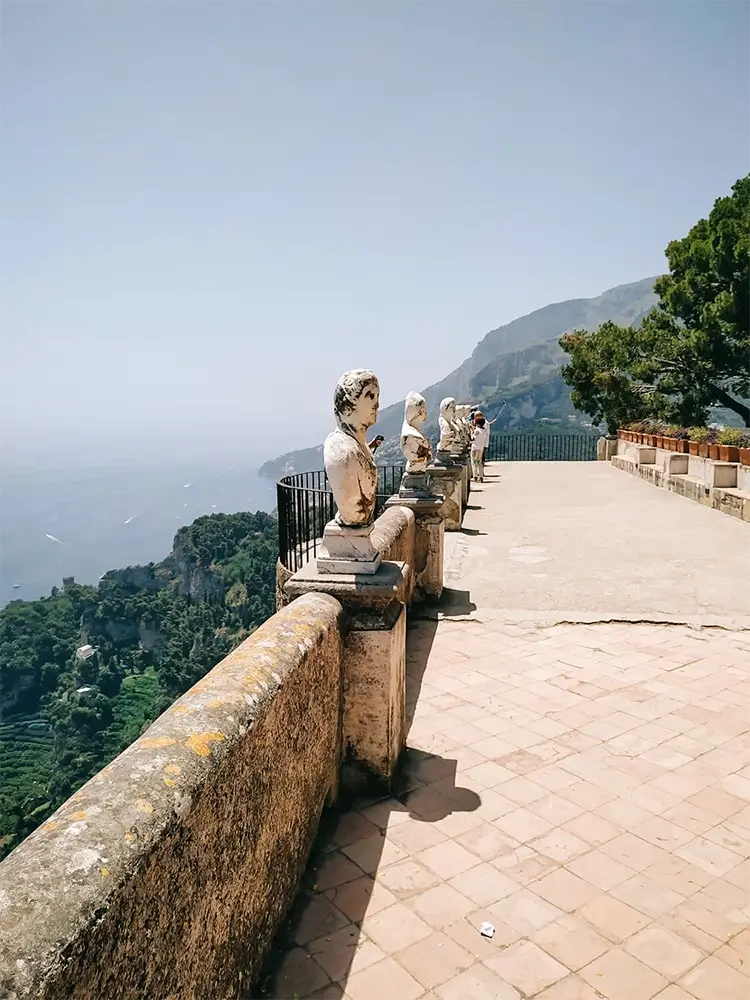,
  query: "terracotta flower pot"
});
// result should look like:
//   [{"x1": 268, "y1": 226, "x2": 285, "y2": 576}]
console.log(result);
[
  {"x1": 688, "y1": 441, "x2": 699, "y2": 456},
  {"x1": 655, "y1": 436, "x2": 664, "y2": 449},
  {"x1": 667, "y1": 437, "x2": 677, "y2": 451},
  {"x1": 698, "y1": 442, "x2": 709, "y2": 458},
  {"x1": 708, "y1": 444, "x2": 720, "y2": 461},
  {"x1": 648, "y1": 435, "x2": 657, "y2": 447},
  {"x1": 739, "y1": 447, "x2": 750, "y2": 466},
  {"x1": 676, "y1": 440, "x2": 689, "y2": 454},
  {"x1": 719, "y1": 445, "x2": 739, "y2": 463}
]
